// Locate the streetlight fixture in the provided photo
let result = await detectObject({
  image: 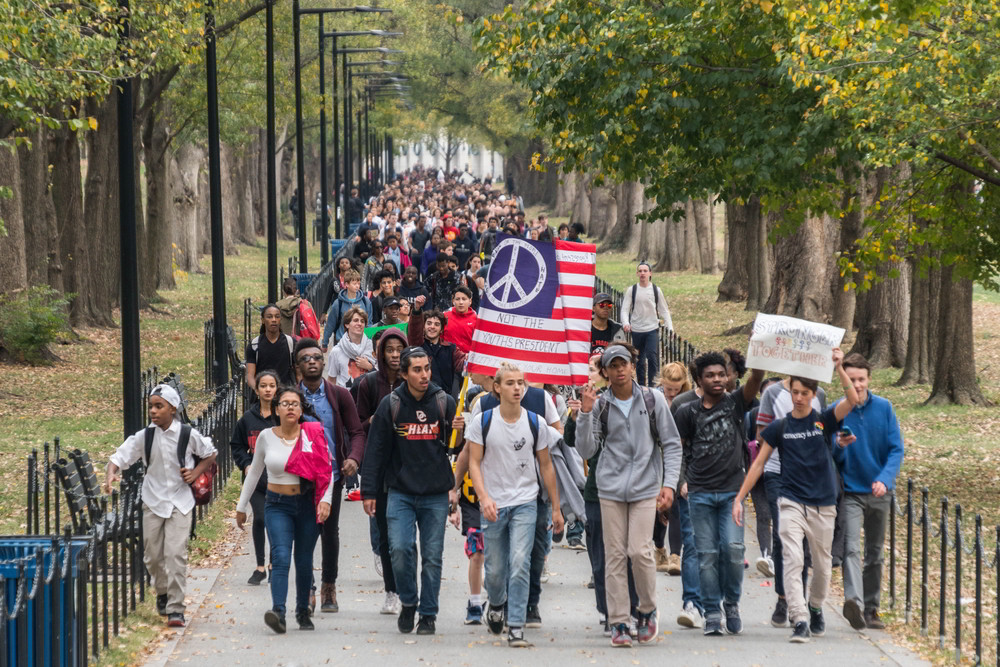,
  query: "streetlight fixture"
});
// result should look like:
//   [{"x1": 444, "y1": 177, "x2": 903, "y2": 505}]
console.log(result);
[
  {"x1": 292, "y1": 3, "x2": 392, "y2": 273},
  {"x1": 321, "y1": 30, "x2": 402, "y2": 247}
]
